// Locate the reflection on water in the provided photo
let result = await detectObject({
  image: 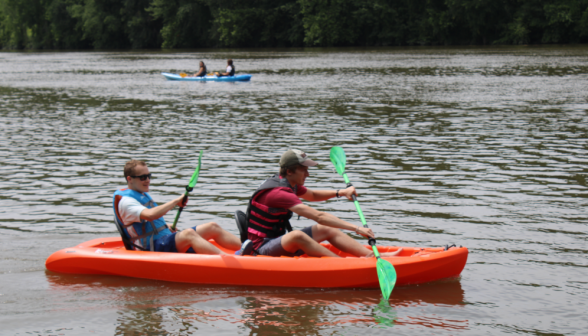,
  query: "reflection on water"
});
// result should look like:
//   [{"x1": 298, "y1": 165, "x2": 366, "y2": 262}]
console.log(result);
[{"x1": 46, "y1": 272, "x2": 466, "y2": 335}]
